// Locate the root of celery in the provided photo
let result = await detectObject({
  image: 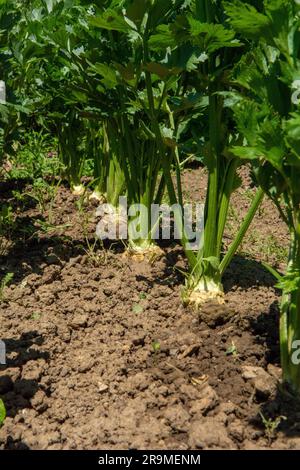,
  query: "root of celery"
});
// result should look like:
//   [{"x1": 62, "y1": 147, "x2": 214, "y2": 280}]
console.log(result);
[
  {"x1": 123, "y1": 243, "x2": 164, "y2": 263},
  {"x1": 182, "y1": 279, "x2": 225, "y2": 309},
  {"x1": 187, "y1": 289, "x2": 225, "y2": 308},
  {"x1": 72, "y1": 184, "x2": 85, "y2": 196},
  {"x1": 89, "y1": 190, "x2": 107, "y2": 203},
  {"x1": 182, "y1": 280, "x2": 235, "y2": 327}
]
